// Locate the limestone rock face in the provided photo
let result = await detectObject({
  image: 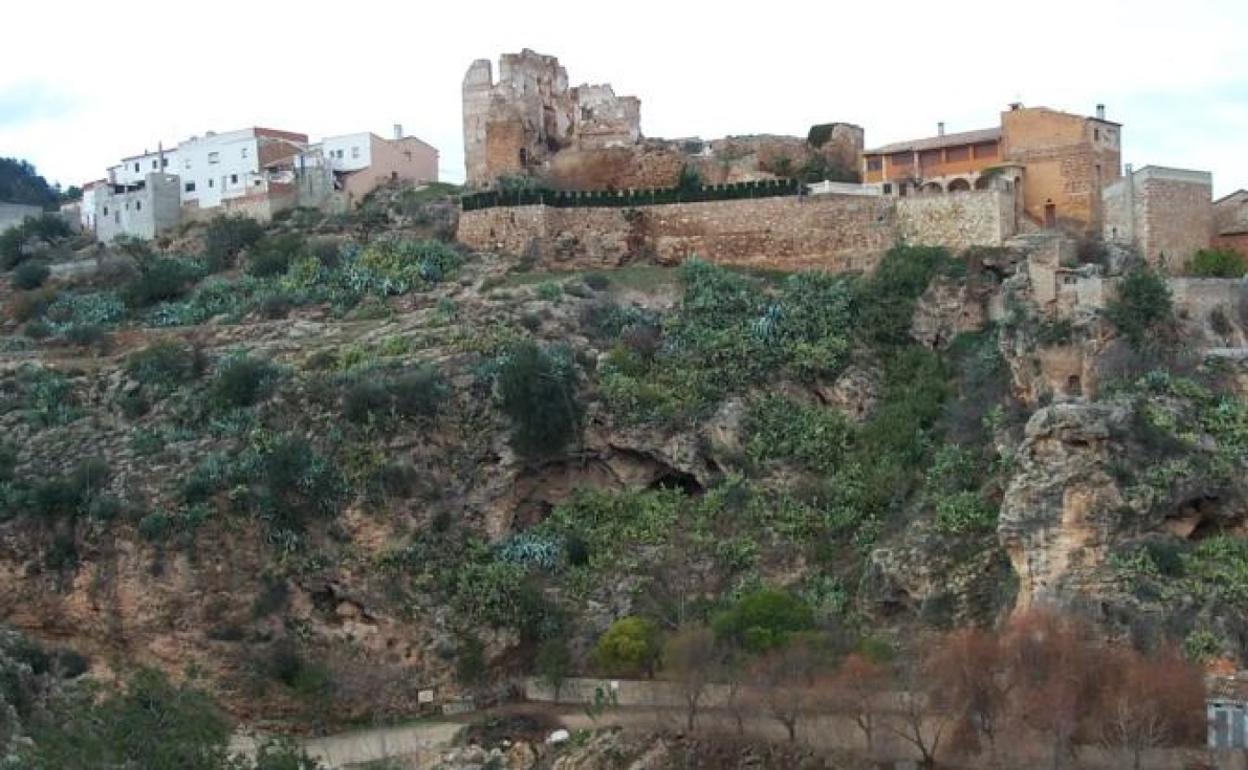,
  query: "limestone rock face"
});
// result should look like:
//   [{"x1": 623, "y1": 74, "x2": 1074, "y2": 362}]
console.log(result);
[{"x1": 998, "y1": 402, "x2": 1131, "y2": 612}]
